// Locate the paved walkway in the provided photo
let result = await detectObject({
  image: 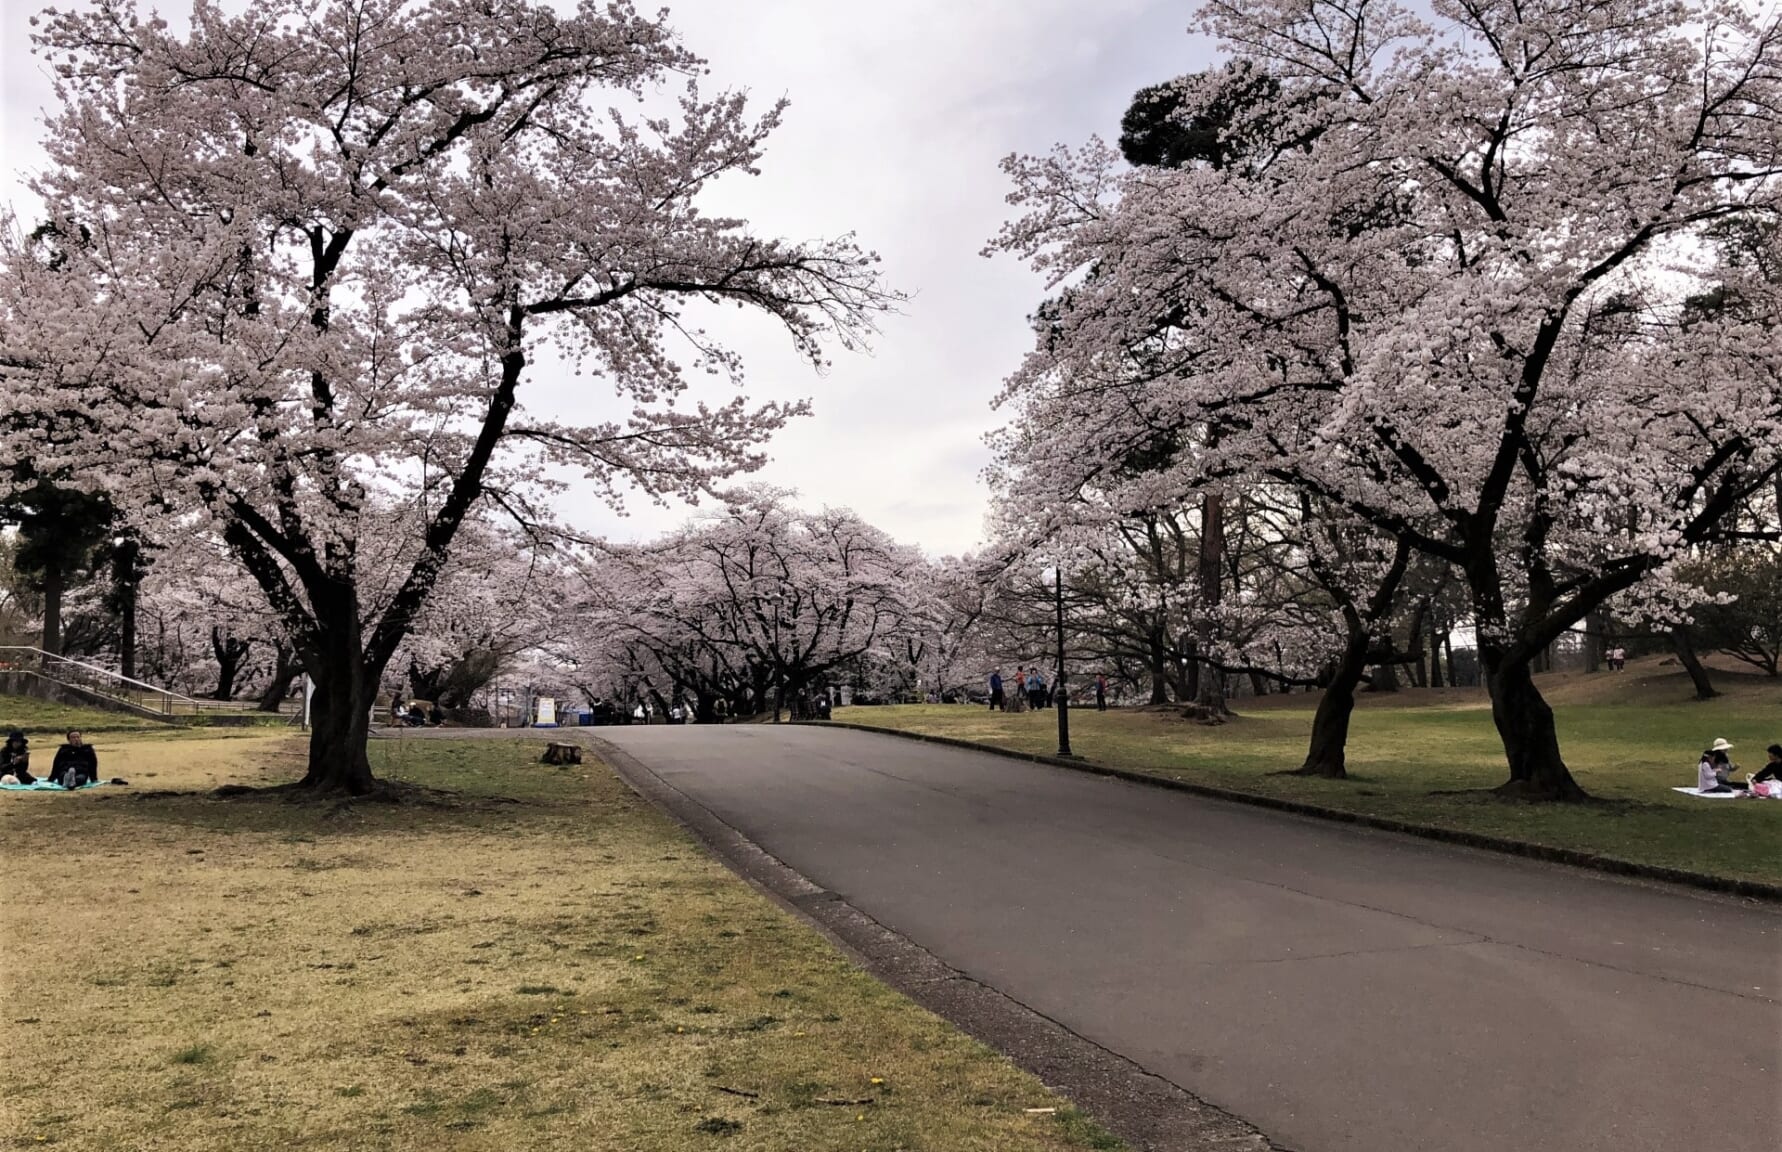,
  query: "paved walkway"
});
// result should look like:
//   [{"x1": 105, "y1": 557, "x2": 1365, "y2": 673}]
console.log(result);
[{"x1": 583, "y1": 723, "x2": 1782, "y2": 1152}]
